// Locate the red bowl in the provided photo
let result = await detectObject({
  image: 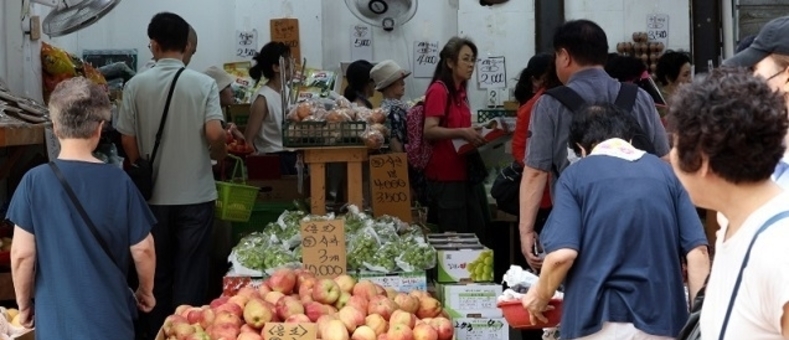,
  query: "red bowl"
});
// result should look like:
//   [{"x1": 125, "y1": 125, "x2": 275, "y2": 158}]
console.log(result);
[{"x1": 498, "y1": 299, "x2": 562, "y2": 329}]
